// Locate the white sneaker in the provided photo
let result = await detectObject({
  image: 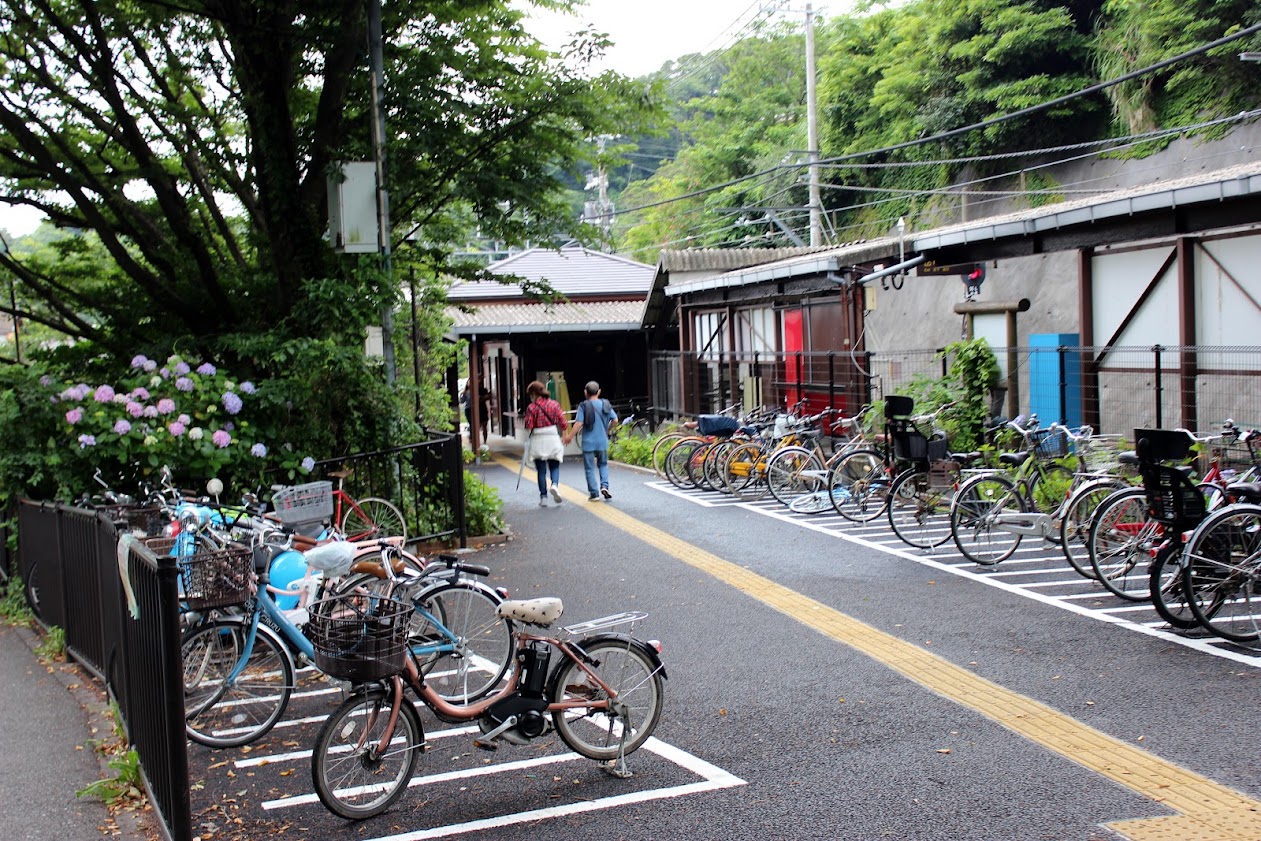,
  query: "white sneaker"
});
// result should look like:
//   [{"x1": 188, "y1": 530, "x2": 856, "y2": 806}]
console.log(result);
[
  {"x1": 550, "y1": 486, "x2": 563, "y2": 503},
  {"x1": 538, "y1": 497, "x2": 547, "y2": 508}
]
